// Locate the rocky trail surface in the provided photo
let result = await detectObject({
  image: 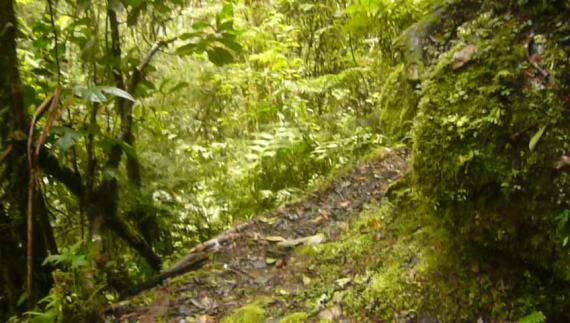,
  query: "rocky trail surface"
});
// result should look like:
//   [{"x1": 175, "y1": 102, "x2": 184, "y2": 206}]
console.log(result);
[{"x1": 107, "y1": 147, "x2": 410, "y2": 322}]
